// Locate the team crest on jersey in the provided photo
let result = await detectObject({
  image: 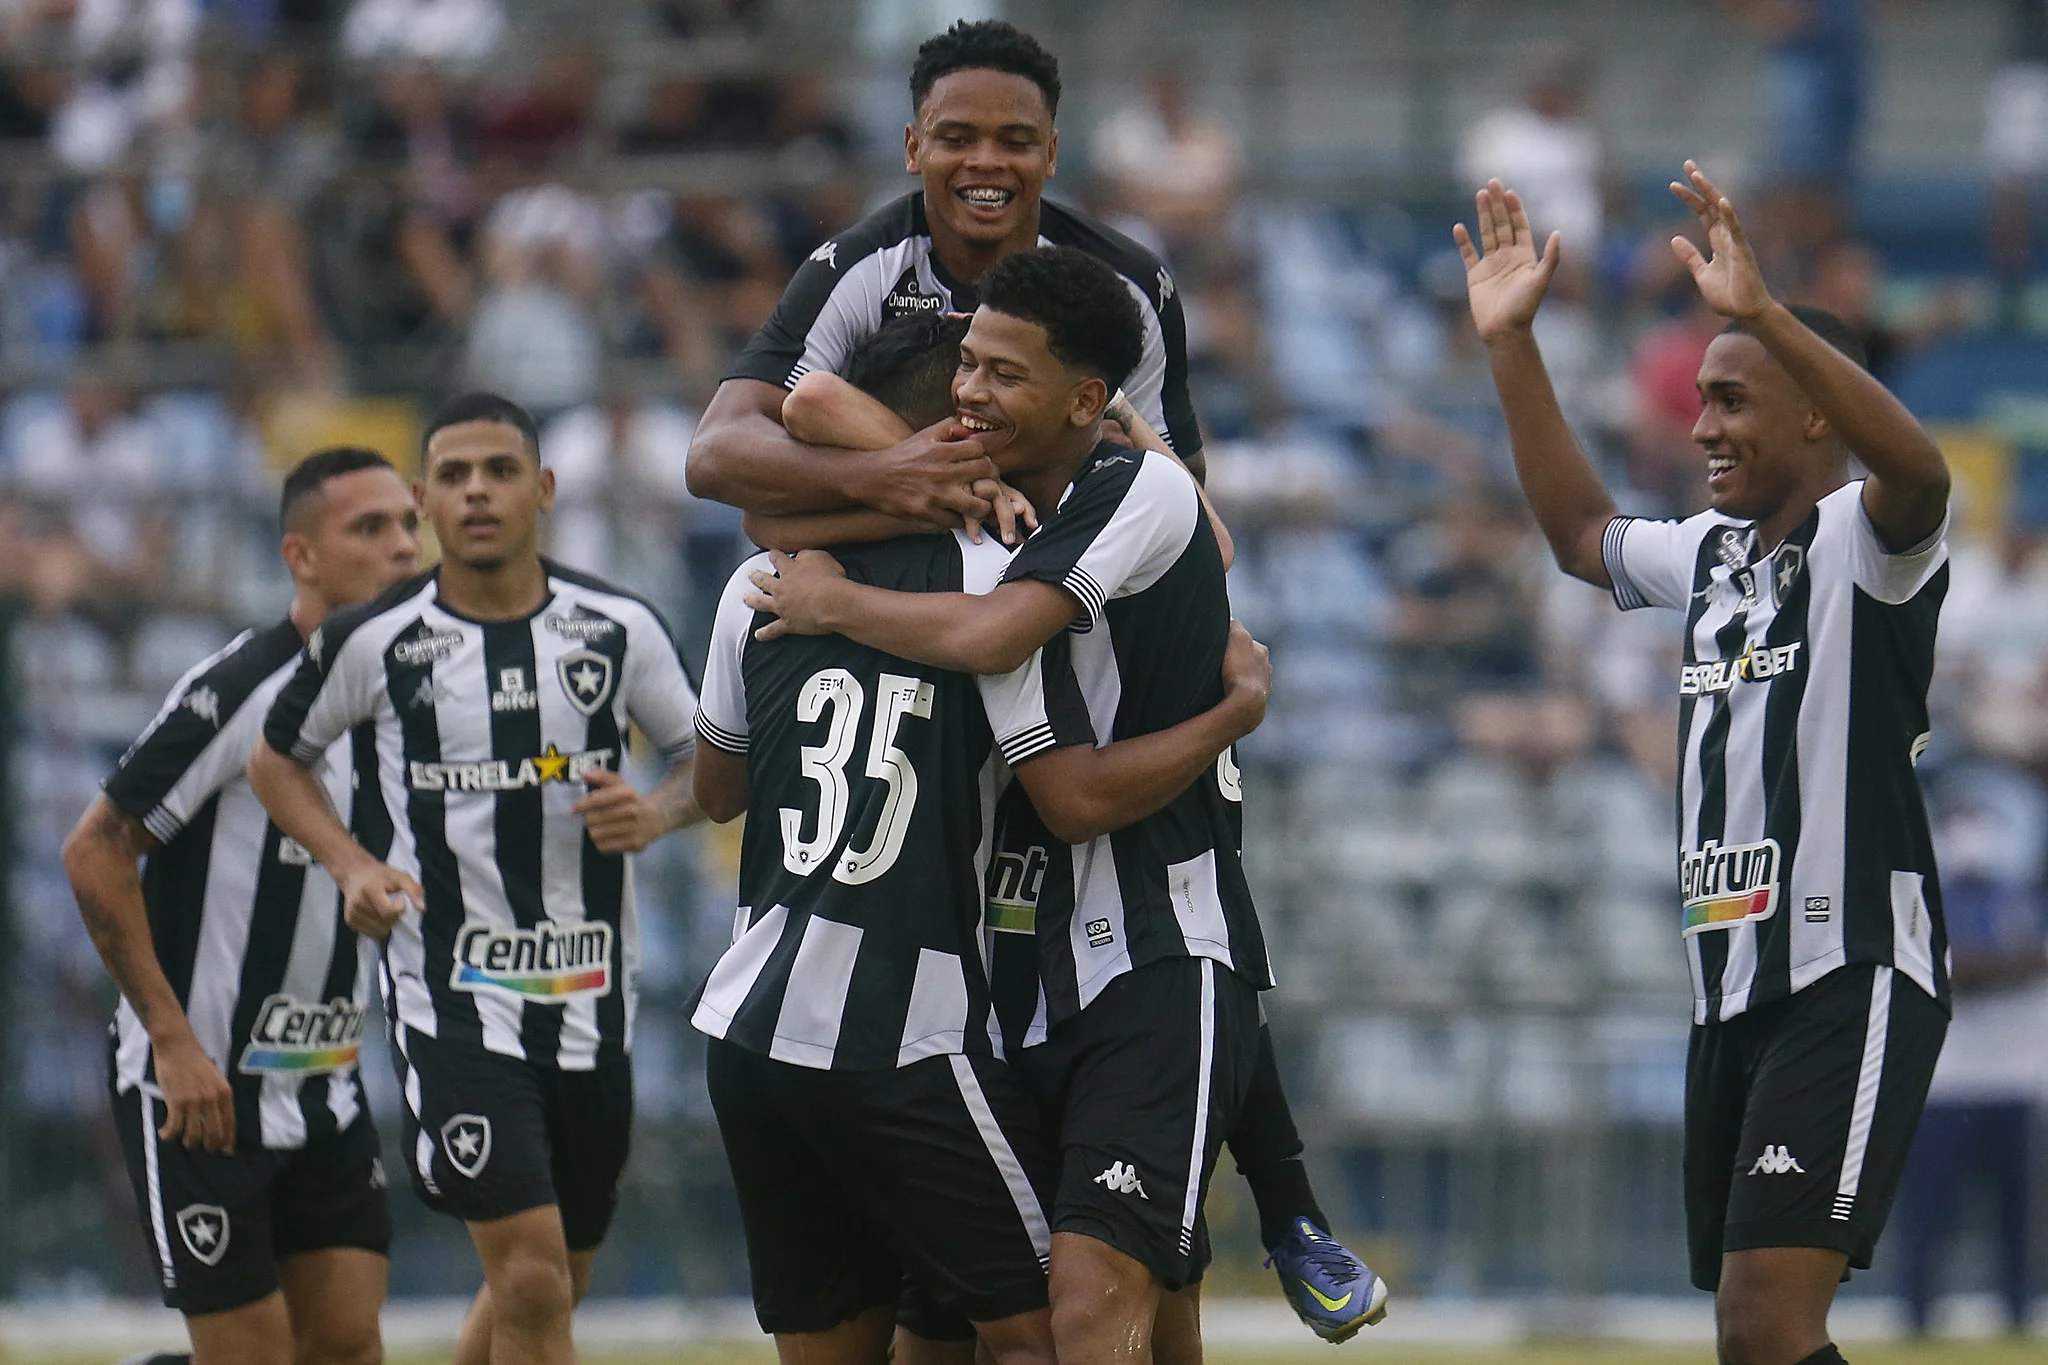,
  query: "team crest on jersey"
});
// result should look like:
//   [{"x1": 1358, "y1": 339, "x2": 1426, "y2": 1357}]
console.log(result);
[
  {"x1": 176, "y1": 1204, "x2": 230, "y2": 1266},
  {"x1": 1770, "y1": 544, "x2": 1806, "y2": 606},
  {"x1": 440, "y1": 1114, "x2": 493, "y2": 1178},
  {"x1": 987, "y1": 845, "x2": 1049, "y2": 934},
  {"x1": 1681, "y1": 837, "x2": 1781, "y2": 934},
  {"x1": 452, "y1": 921, "x2": 614, "y2": 1000},
  {"x1": 556, "y1": 648, "x2": 617, "y2": 717},
  {"x1": 237, "y1": 993, "x2": 368, "y2": 1074}
]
